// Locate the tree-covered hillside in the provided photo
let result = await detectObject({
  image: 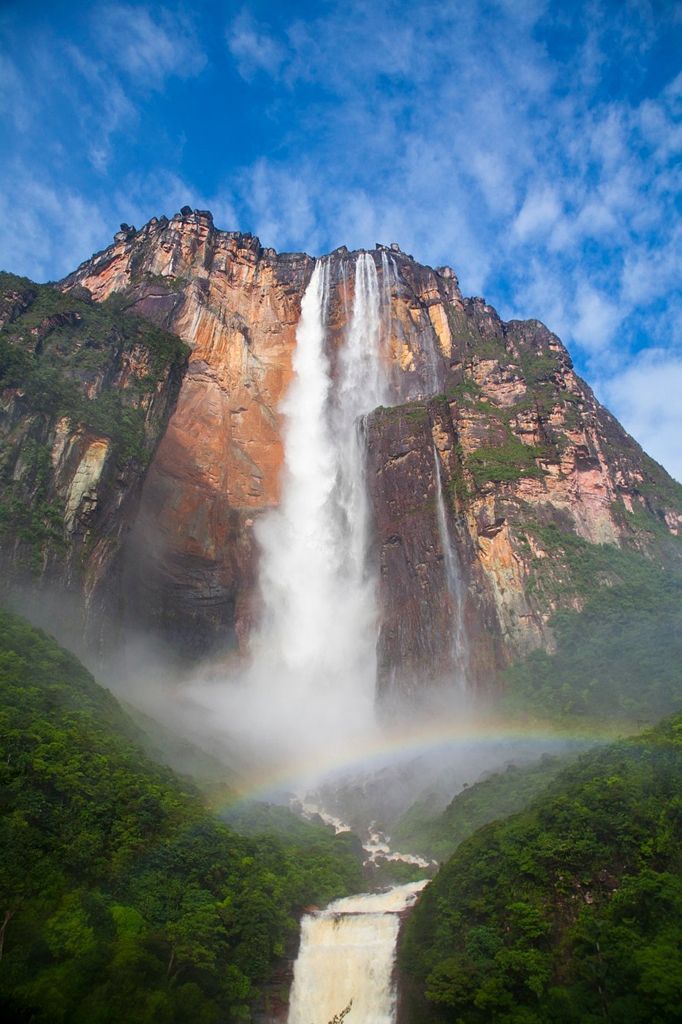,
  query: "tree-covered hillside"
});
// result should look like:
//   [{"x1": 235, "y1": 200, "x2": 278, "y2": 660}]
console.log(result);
[
  {"x1": 391, "y1": 754, "x2": 570, "y2": 864},
  {"x1": 0, "y1": 608, "x2": 363, "y2": 1023},
  {"x1": 399, "y1": 716, "x2": 682, "y2": 1023},
  {"x1": 502, "y1": 527, "x2": 682, "y2": 723}
]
